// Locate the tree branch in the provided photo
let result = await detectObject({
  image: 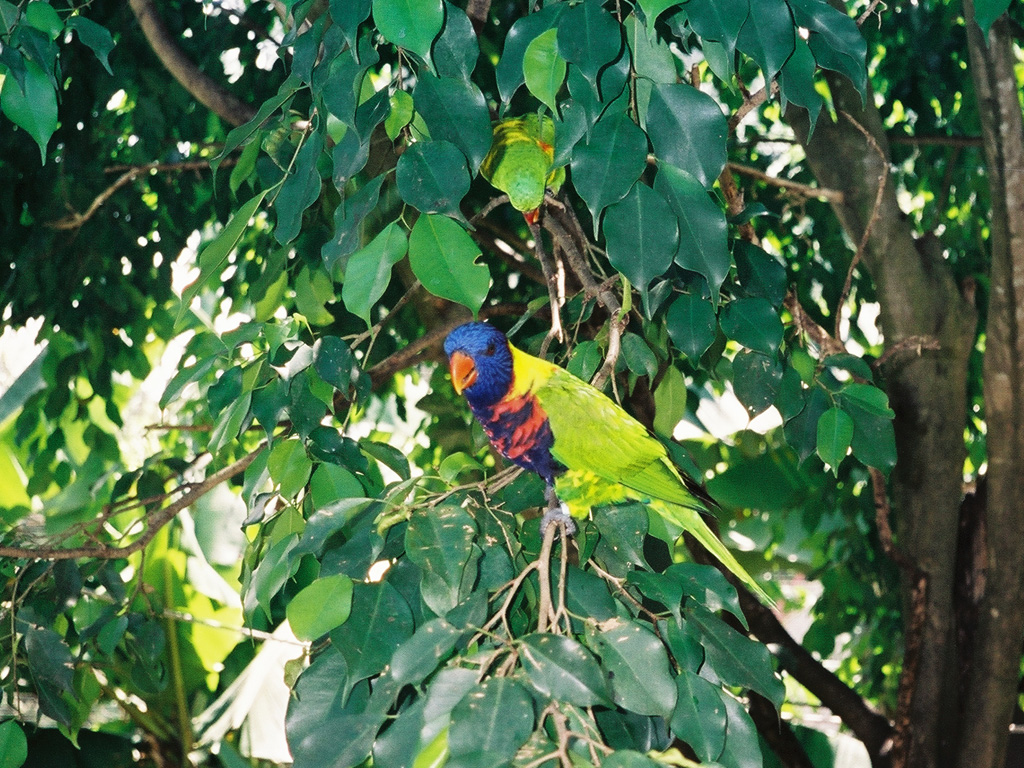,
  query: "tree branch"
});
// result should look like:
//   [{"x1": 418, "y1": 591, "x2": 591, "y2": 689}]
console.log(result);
[
  {"x1": 727, "y1": 162, "x2": 845, "y2": 203},
  {"x1": 129, "y1": 0, "x2": 256, "y2": 127},
  {"x1": 0, "y1": 445, "x2": 264, "y2": 560}
]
